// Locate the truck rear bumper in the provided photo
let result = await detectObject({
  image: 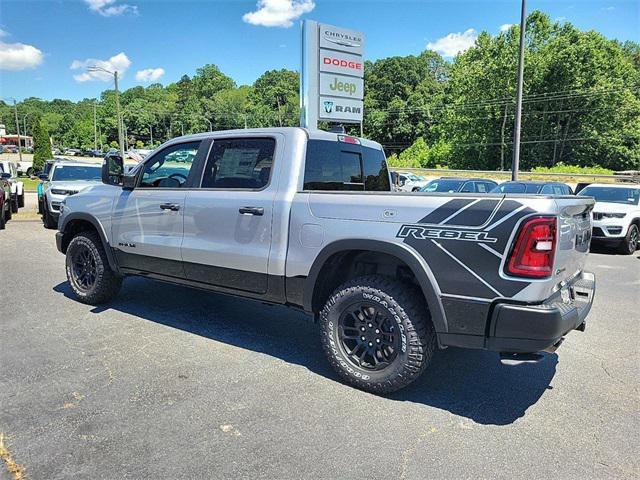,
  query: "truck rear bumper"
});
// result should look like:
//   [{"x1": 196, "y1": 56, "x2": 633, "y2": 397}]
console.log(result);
[{"x1": 440, "y1": 271, "x2": 596, "y2": 354}]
